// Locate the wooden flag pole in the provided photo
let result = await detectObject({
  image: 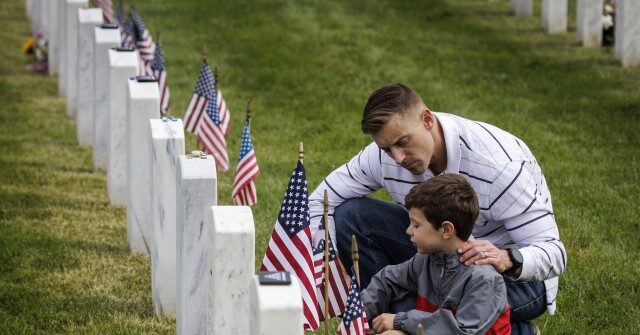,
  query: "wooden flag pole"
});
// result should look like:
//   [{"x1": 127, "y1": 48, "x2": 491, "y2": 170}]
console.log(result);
[
  {"x1": 202, "y1": 43, "x2": 206, "y2": 61},
  {"x1": 417, "y1": 323, "x2": 424, "y2": 335},
  {"x1": 298, "y1": 142, "x2": 304, "y2": 164},
  {"x1": 213, "y1": 66, "x2": 219, "y2": 87},
  {"x1": 323, "y1": 190, "x2": 330, "y2": 335},
  {"x1": 246, "y1": 98, "x2": 252, "y2": 122},
  {"x1": 351, "y1": 235, "x2": 360, "y2": 287}
]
